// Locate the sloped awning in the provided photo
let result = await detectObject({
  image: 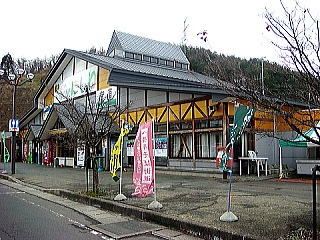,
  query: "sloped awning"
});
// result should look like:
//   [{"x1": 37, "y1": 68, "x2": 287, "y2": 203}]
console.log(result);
[
  {"x1": 25, "y1": 124, "x2": 42, "y2": 141},
  {"x1": 280, "y1": 122, "x2": 320, "y2": 148}
]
